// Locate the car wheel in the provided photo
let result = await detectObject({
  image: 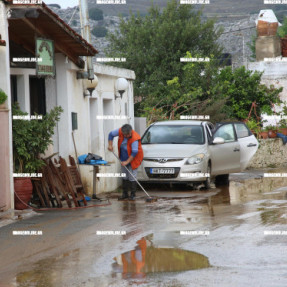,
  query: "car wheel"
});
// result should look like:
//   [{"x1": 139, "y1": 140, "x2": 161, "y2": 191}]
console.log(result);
[
  {"x1": 215, "y1": 174, "x2": 229, "y2": 186},
  {"x1": 204, "y1": 163, "x2": 211, "y2": 190}
]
